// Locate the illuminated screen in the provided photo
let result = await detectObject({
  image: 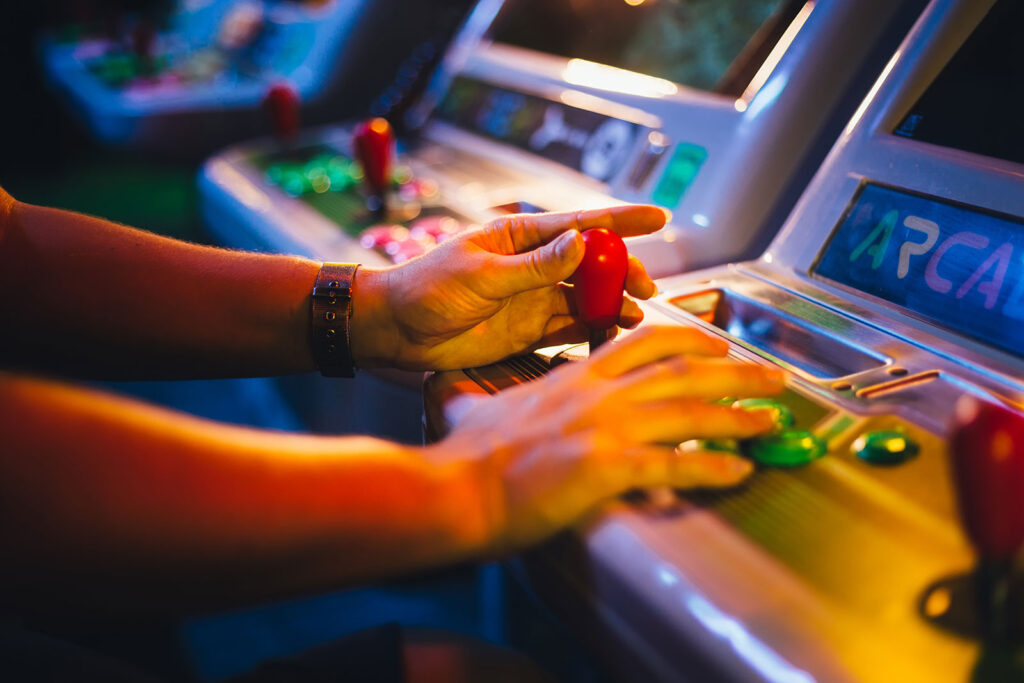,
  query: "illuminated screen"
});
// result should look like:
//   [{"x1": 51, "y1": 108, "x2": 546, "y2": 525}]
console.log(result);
[
  {"x1": 814, "y1": 184, "x2": 1024, "y2": 358},
  {"x1": 436, "y1": 77, "x2": 639, "y2": 181},
  {"x1": 489, "y1": 0, "x2": 792, "y2": 93},
  {"x1": 893, "y1": 0, "x2": 1024, "y2": 165}
]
